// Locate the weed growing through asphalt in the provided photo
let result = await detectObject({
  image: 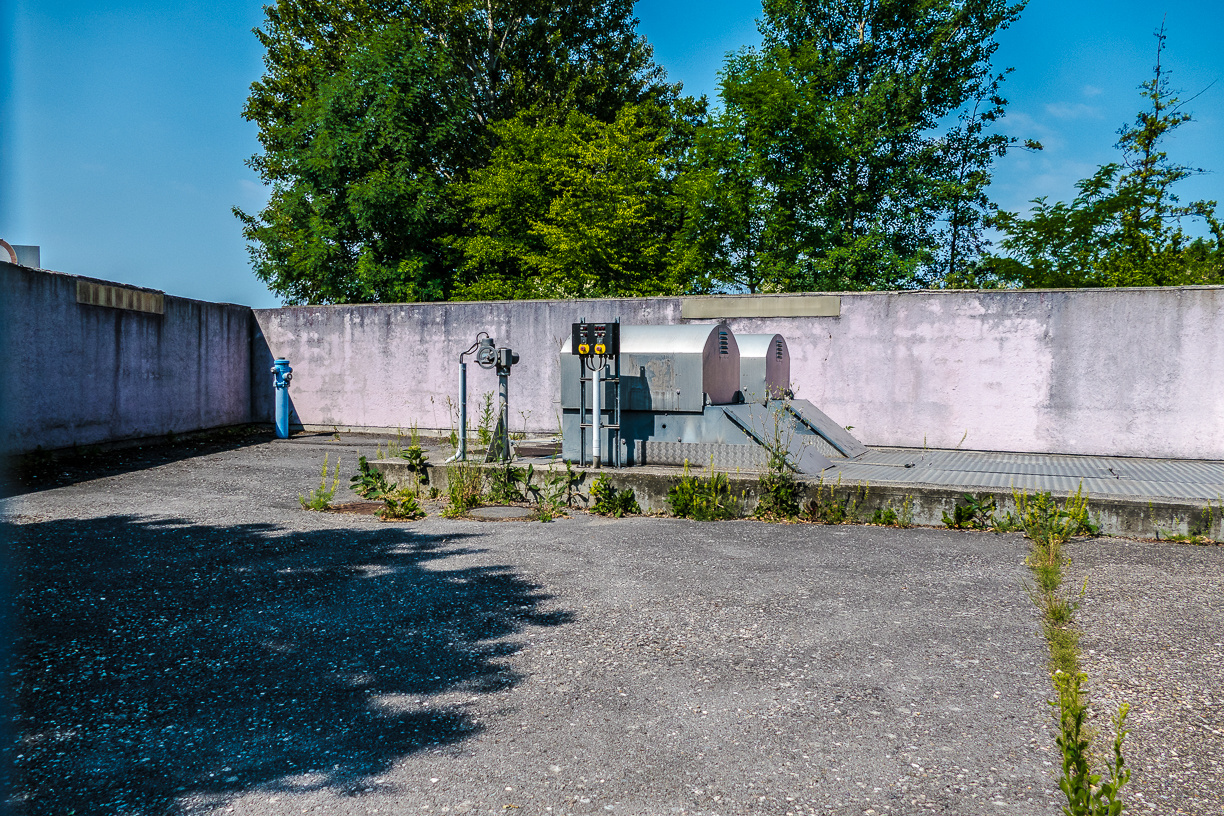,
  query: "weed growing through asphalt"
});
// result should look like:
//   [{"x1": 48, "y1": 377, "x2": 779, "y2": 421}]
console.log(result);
[
  {"x1": 443, "y1": 460, "x2": 485, "y2": 518},
  {"x1": 300, "y1": 454, "x2": 341, "y2": 510},
  {"x1": 350, "y1": 456, "x2": 393, "y2": 499},
  {"x1": 1016, "y1": 483, "x2": 1131, "y2": 814},
  {"x1": 590, "y1": 475, "x2": 641, "y2": 518},
  {"x1": 803, "y1": 476, "x2": 868, "y2": 524},
  {"x1": 378, "y1": 488, "x2": 425, "y2": 521},
  {"x1": 869, "y1": 496, "x2": 913, "y2": 528},
  {"x1": 1052, "y1": 670, "x2": 1132, "y2": 816},
  {"x1": 667, "y1": 461, "x2": 739, "y2": 521},
  {"x1": 1159, "y1": 495, "x2": 1222, "y2": 544}
]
